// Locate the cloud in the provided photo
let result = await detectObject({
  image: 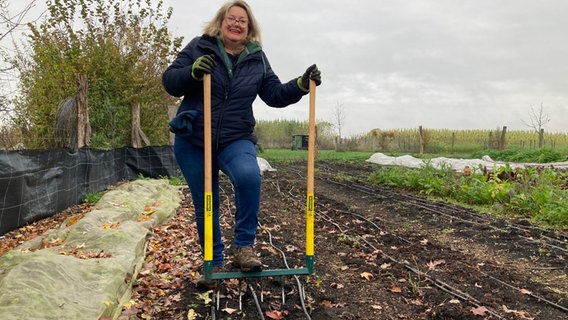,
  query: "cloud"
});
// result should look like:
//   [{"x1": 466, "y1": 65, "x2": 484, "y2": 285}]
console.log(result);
[{"x1": 6, "y1": 0, "x2": 567, "y2": 135}]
